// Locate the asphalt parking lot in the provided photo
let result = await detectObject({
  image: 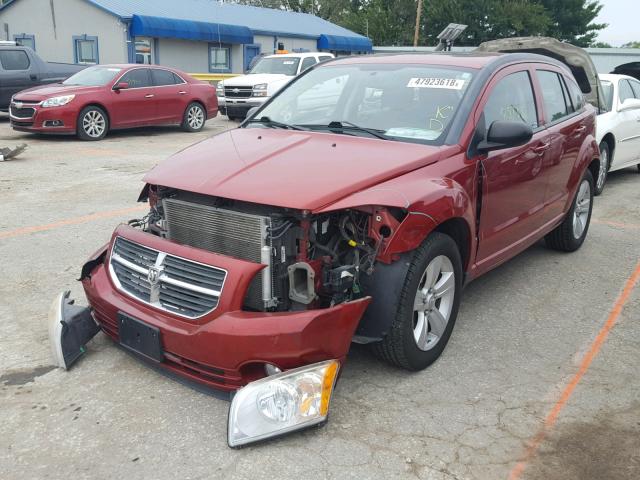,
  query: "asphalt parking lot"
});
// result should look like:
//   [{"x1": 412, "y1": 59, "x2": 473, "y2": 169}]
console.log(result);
[{"x1": 1, "y1": 114, "x2": 638, "y2": 480}]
